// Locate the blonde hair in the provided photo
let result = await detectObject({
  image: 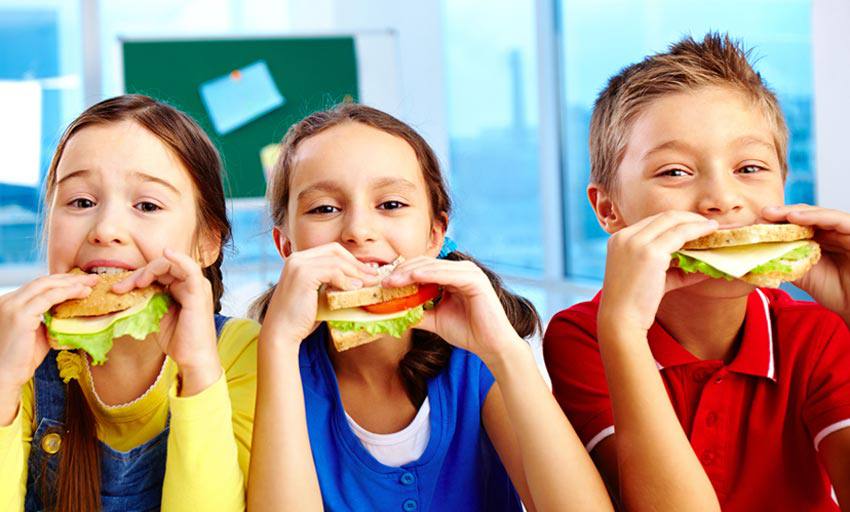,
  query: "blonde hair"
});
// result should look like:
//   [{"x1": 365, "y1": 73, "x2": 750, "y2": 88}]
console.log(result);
[{"x1": 589, "y1": 32, "x2": 789, "y2": 193}]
